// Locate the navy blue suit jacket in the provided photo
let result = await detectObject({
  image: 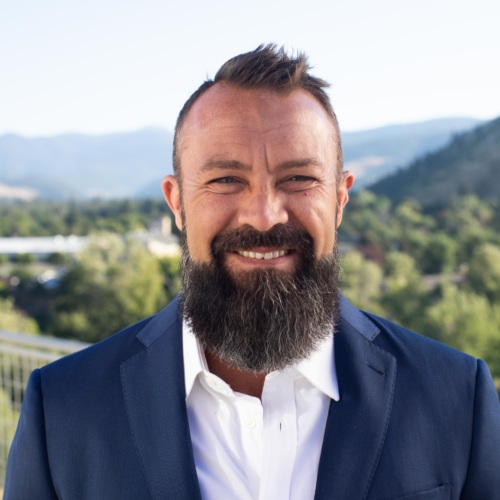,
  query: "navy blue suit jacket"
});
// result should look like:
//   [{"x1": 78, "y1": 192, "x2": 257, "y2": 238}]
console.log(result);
[{"x1": 5, "y1": 296, "x2": 500, "y2": 499}]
